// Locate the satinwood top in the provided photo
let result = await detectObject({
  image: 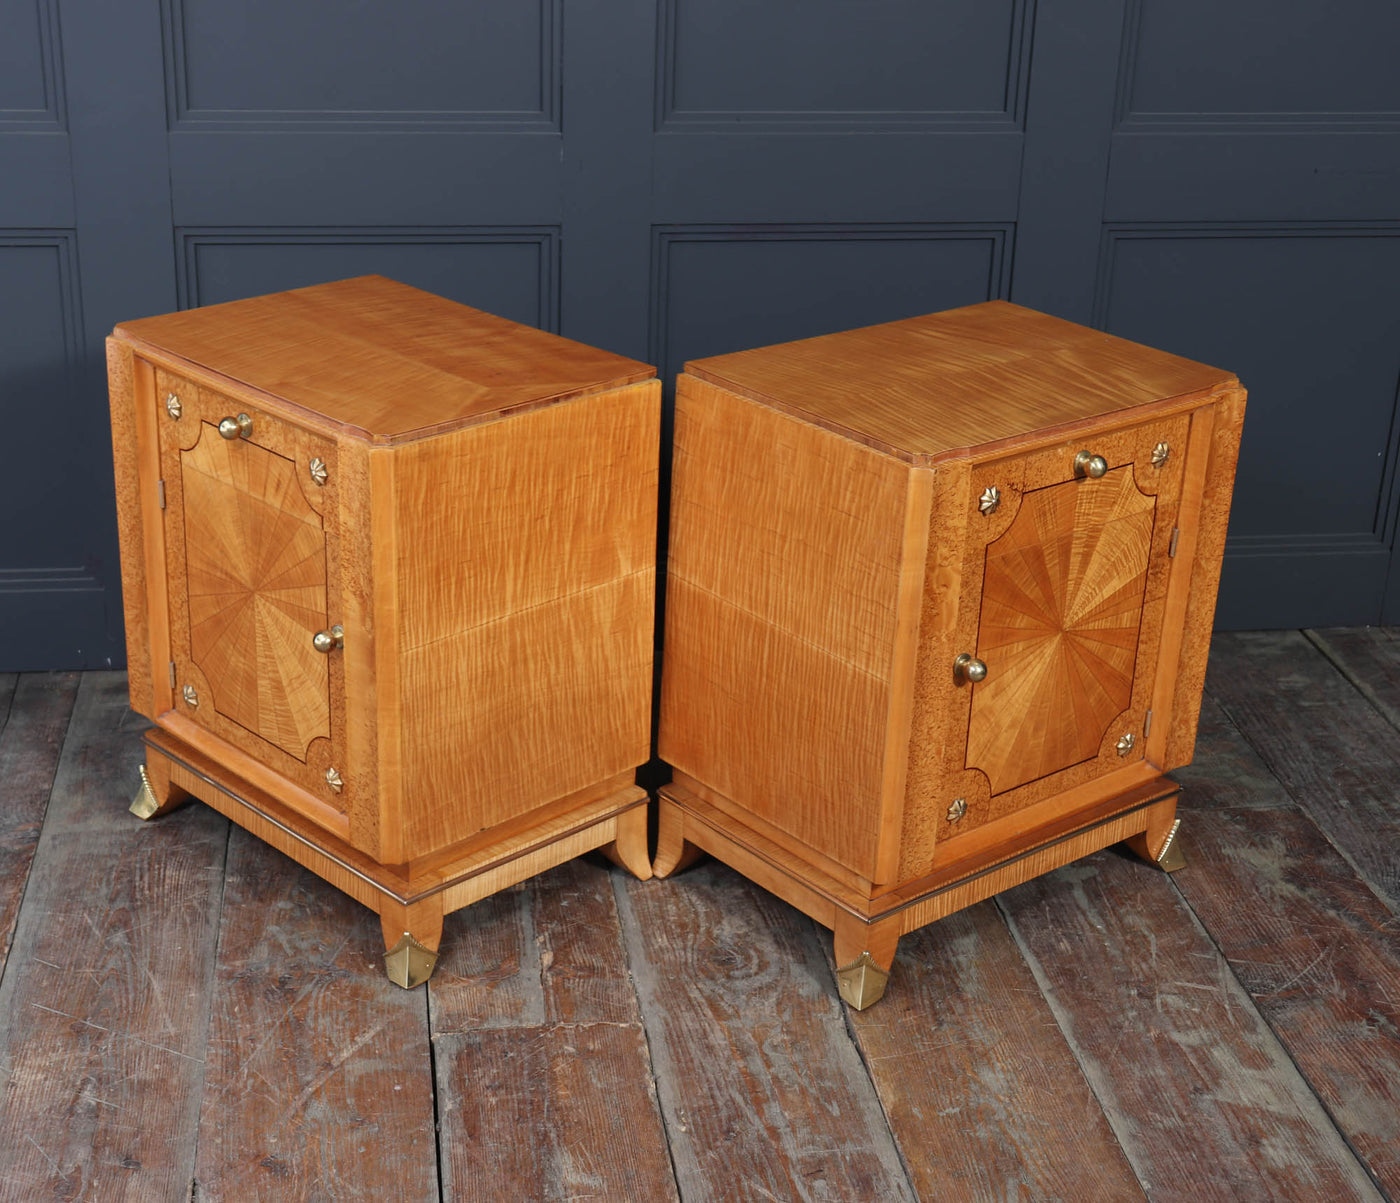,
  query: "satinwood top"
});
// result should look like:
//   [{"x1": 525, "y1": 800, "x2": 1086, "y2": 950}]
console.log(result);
[
  {"x1": 685, "y1": 300, "x2": 1237, "y2": 464},
  {"x1": 112, "y1": 275, "x2": 655, "y2": 443}
]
